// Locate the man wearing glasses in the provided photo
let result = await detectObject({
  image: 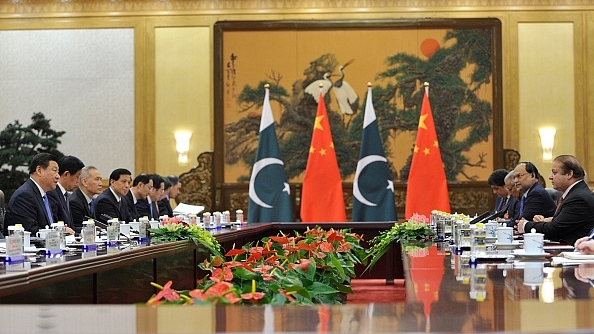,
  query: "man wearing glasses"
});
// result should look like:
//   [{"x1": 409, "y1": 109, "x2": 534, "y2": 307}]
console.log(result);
[
  {"x1": 512, "y1": 161, "x2": 556, "y2": 222},
  {"x1": 518, "y1": 155, "x2": 594, "y2": 246}
]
